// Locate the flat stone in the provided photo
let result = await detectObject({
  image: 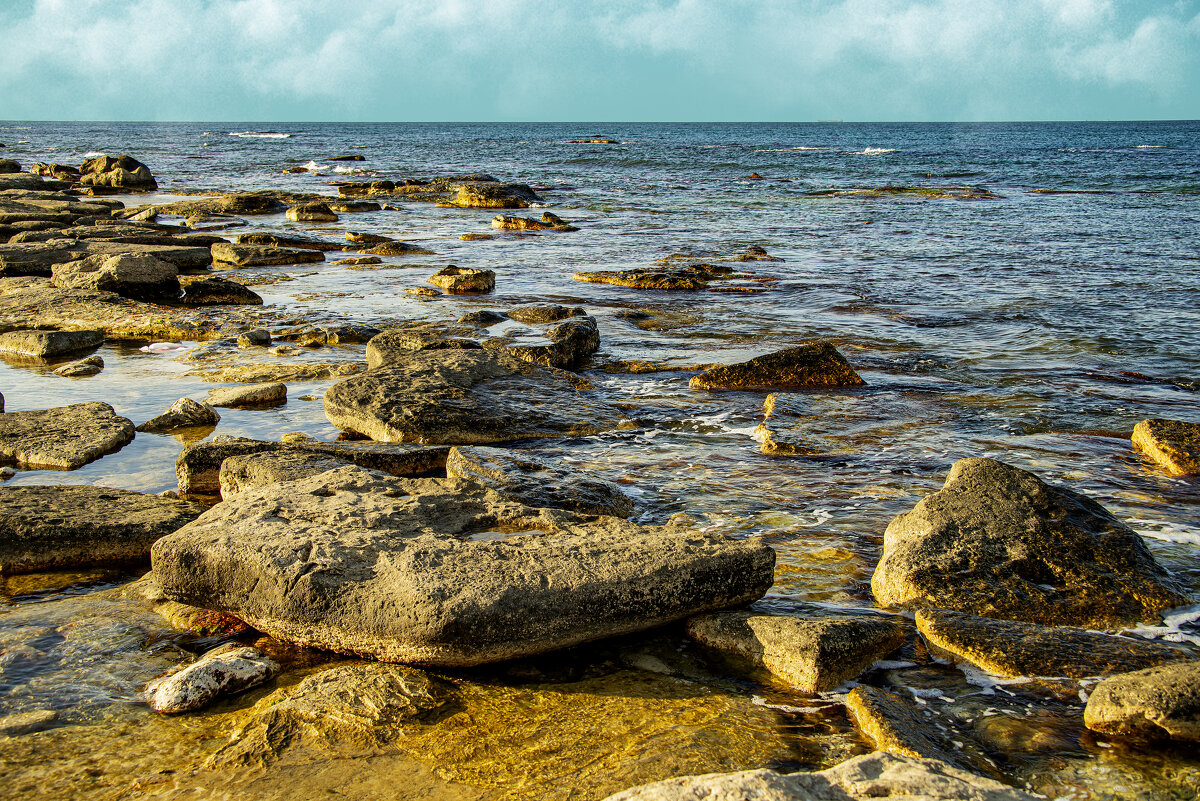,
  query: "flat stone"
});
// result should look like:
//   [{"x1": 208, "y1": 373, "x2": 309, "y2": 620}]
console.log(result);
[
  {"x1": 427, "y1": 265, "x2": 494, "y2": 293},
  {"x1": 346, "y1": 231, "x2": 392, "y2": 244},
  {"x1": 156, "y1": 193, "x2": 288, "y2": 216},
  {"x1": 507, "y1": 304, "x2": 585, "y2": 324},
  {"x1": 236, "y1": 328, "x2": 270, "y2": 348},
  {"x1": 574, "y1": 265, "x2": 736, "y2": 291},
  {"x1": 365, "y1": 323, "x2": 482, "y2": 369},
  {"x1": 1133, "y1": 418, "x2": 1200, "y2": 476},
  {"x1": 146, "y1": 645, "x2": 278, "y2": 714},
  {"x1": 0, "y1": 710, "x2": 58, "y2": 737},
  {"x1": 446, "y1": 445, "x2": 635, "y2": 517},
  {"x1": 52, "y1": 354, "x2": 104, "y2": 378},
  {"x1": 236, "y1": 232, "x2": 346, "y2": 251},
  {"x1": 136, "y1": 397, "x2": 221, "y2": 434},
  {"x1": 1084, "y1": 661, "x2": 1200, "y2": 741},
  {"x1": 219, "y1": 451, "x2": 360, "y2": 498},
  {"x1": 0, "y1": 484, "x2": 204, "y2": 573},
  {"x1": 51, "y1": 253, "x2": 180, "y2": 301},
  {"x1": 206, "y1": 382, "x2": 287, "y2": 408},
  {"x1": 492, "y1": 214, "x2": 554, "y2": 231},
  {"x1": 333, "y1": 256, "x2": 382, "y2": 266},
  {"x1": 871, "y1": 458, "x2": 1191, "y2": 629},
  {"x1": 916, "y1": 609, "x2": 1197, "y2": 679},
  {"x1": 179, "y1": 276, "x2": 263, "y2": 306},
  {"x1": 124, "y1": 572, "x2": 251, "y2": 637},
  {"x1": 689, "y1": 342, "x2": 865, "y2": 390},
  {"x1": 498, "y1": 316, "x2": 600, "y2": 370},
  {"x1": 211, "y1": 242, "x2": 325, "y2": 267},
  {"x1": 152, "y1": 465, "x2": 775, "y2": 666},
  {"x1": 0, "y1": 328, "x2": 102, "y2": 359},
  {"x1": 365, "y1": 241, "x2": 434, "y2": 256},
  {"x1": 686, "y1": 607, "x2": 907, "y2": 692},
  {"x1": 0, "y1": 402, "x2": 134, "y2": 469},
  {"x1": 458, "y1": 310, "x2": 507, "y2": 326},
  {"x1": 323, "y1": 350, "x2": 627, "y2": 445}
]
